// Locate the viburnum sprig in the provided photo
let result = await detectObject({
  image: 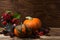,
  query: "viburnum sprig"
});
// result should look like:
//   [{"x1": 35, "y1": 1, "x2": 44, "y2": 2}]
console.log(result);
[{"x1": 1, "y1": 10, "x2": 21, "y2": 32}]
